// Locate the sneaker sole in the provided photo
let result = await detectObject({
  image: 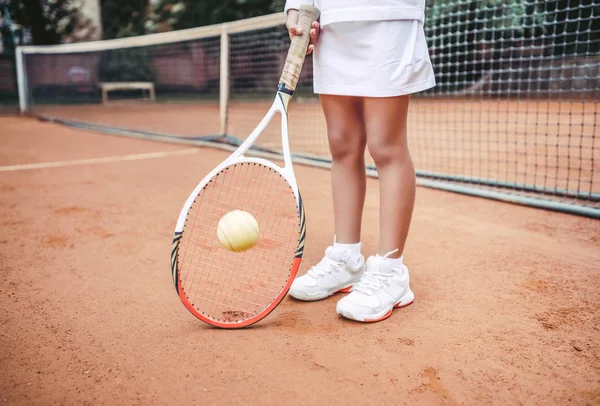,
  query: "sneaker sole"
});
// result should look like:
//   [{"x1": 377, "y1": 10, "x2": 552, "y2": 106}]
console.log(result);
[
  {"x1": 337, "y1": 288, "x2": 415, "y2": 323},
  {"x1": 289, "y1": 285, "x2": 354, "y2": 302}
]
